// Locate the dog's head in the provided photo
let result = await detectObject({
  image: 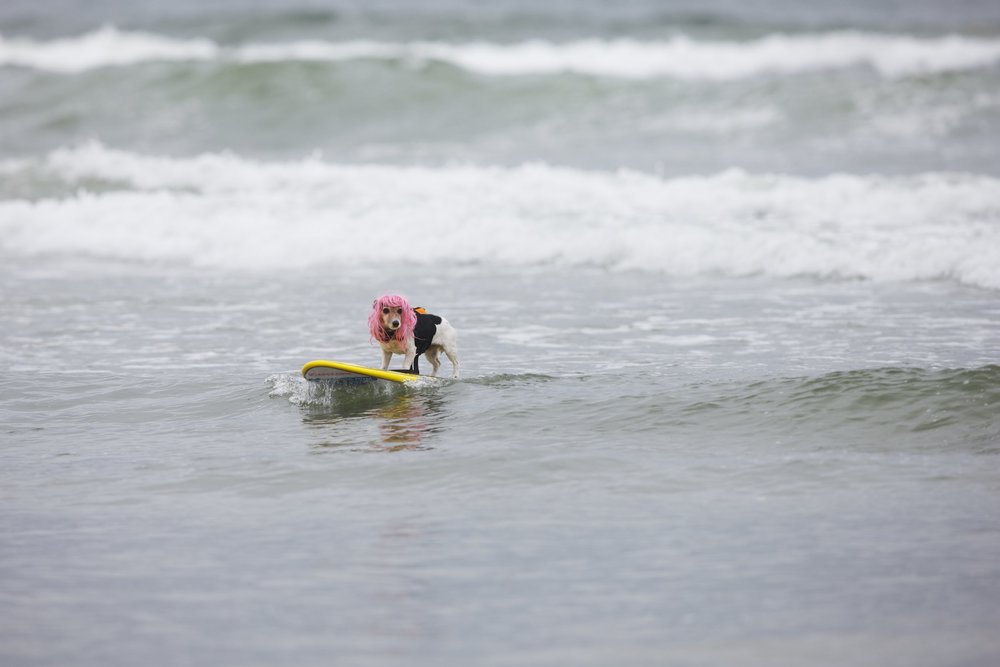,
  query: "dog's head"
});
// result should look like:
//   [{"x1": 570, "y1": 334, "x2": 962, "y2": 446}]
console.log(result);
[{"x1": 369, "y1": 294, "x2": 417, "y2": 343}]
